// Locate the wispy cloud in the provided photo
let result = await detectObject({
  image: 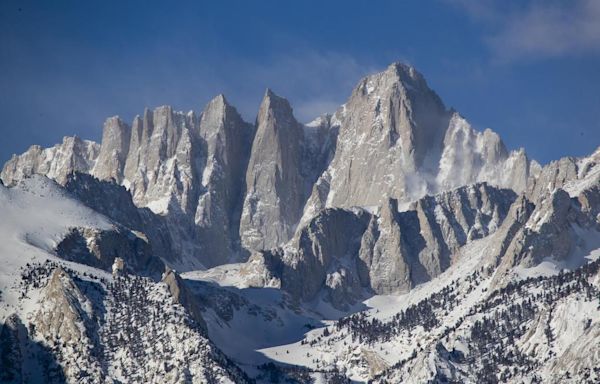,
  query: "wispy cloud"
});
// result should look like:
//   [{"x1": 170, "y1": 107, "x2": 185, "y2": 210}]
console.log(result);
[
  {"x1": 215, "y1": 50, "x2": 377, "y2": 122},
  {"x1": 452, "y1": 0, "x2": 600, "y2": 62},
  {"x1": 135, "y1": 48, "x2": 376, "y2": 122}
]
